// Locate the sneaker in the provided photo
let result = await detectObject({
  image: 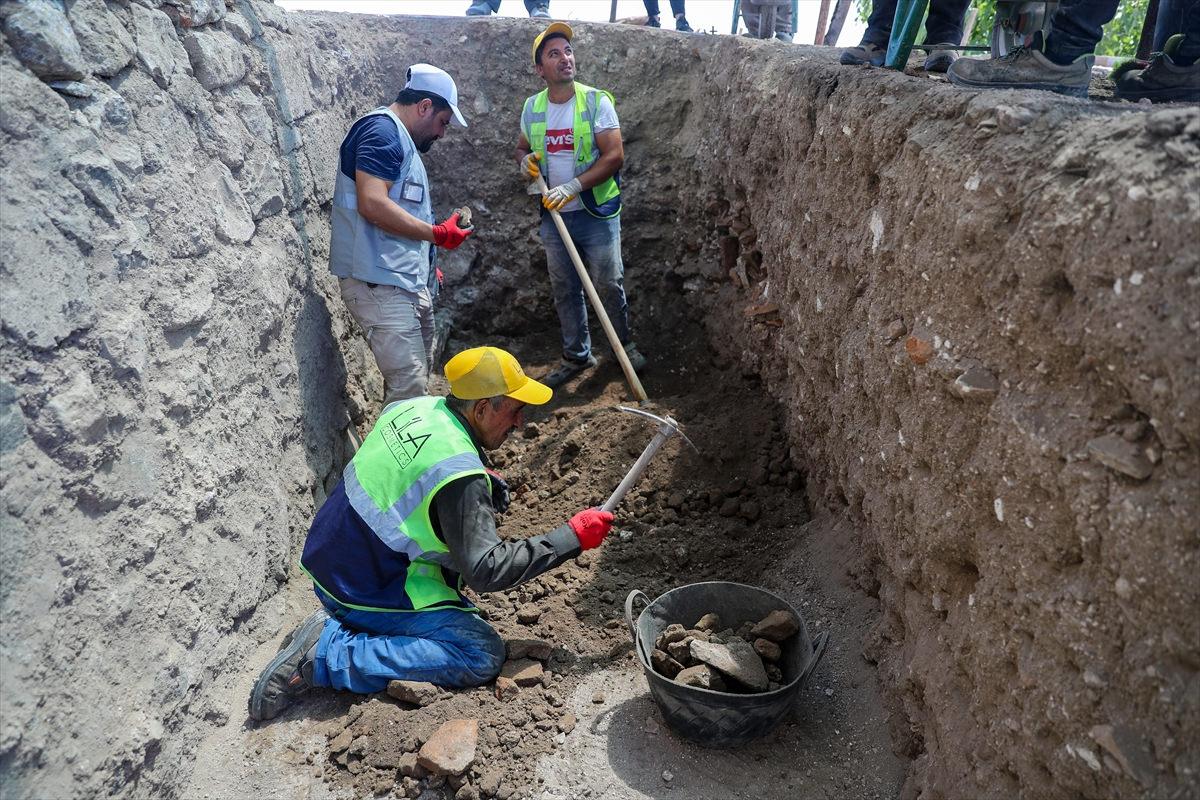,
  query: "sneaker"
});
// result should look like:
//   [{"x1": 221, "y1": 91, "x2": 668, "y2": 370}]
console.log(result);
[
  {"x1": 947, "y1": 41, "x2": 1092, "y2": 97},
  {"x1": 623, "y1": 343, "x2": 647, "y2": 372},
  {"x1": 1114, "y1": 34, "x2": 1200, "y2": 103},
  {"x1": 923, "y1": 43, "x2": 958, "y2": 72},
  {"x1": 775, "y1": 32, "x2": 794, "y2": 43},
  {"x1": 528, "y1": 3, "x2": 550, "y2": 18},
  {"x1": 646, "y1": 14, "x2": 660, "y2": 27},
  {"x1": 675, "y1": 16, "x2": 693, "y2": 33},
  {"x1": 248, "y1": 610, "x2": 327, "y2": 722},
  {"x1": 840, "y1": 42, "x2": 886, "y2": 67},
  {"x1": 542, "y1": 354, "x2": 597, "y2": 388},
  {"x1": 465, "y1": 1, "x2": 492, "y2": 15}
]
